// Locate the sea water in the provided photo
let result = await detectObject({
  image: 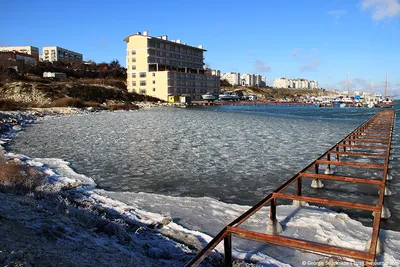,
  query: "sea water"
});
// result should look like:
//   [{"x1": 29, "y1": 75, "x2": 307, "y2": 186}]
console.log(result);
[{"x1": 8, "y1": 103, "x2": 400, "y2": 235}]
